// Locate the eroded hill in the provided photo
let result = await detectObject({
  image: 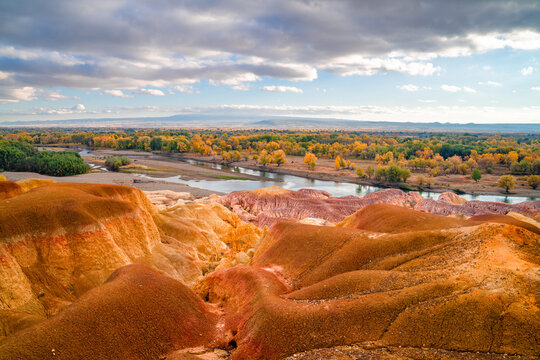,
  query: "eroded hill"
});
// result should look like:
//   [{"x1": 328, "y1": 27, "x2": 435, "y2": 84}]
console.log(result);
[{"x1": 0, "y1": 182, "x2": 538, "y2": 359}]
